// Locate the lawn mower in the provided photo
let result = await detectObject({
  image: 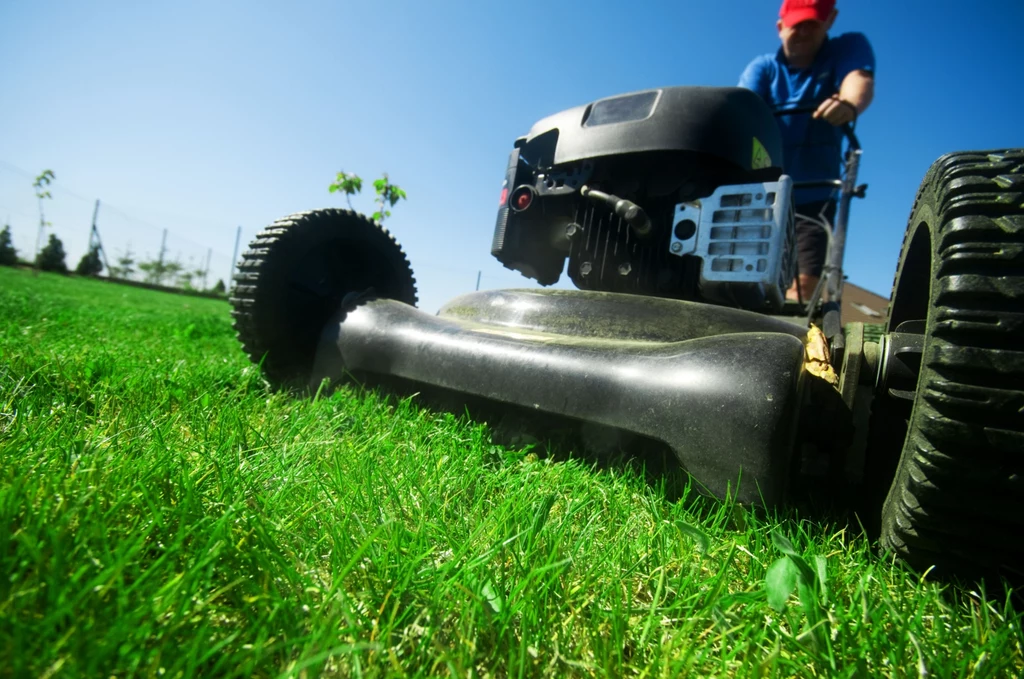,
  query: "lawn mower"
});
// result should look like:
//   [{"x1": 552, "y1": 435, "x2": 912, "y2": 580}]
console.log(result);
[{"x1": 230, "y1": 86, "x2": 1023, "y2": 581}]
